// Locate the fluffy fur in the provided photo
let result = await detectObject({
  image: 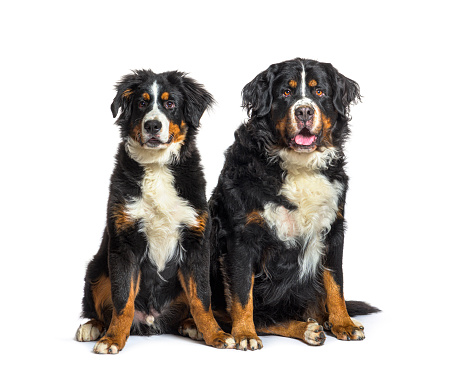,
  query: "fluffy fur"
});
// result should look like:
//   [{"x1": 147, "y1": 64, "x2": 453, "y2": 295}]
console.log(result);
[
  {"x1": 209, "y1": 58, "x2": 379, "y2": 350},
  {"x1": 76, "y1": 70, "x2": 234, "y2": 354}
]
